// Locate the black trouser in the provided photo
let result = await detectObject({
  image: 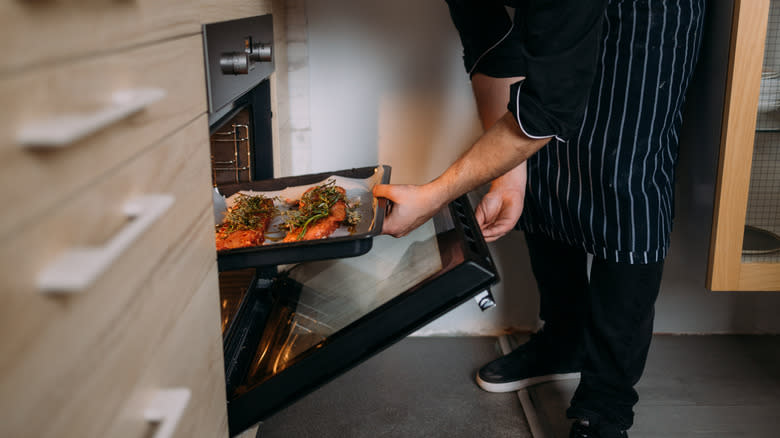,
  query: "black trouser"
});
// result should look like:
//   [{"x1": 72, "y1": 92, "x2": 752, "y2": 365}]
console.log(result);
[{"x1": 525, "y1": 232, "x2": 664, "y2": 432}]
